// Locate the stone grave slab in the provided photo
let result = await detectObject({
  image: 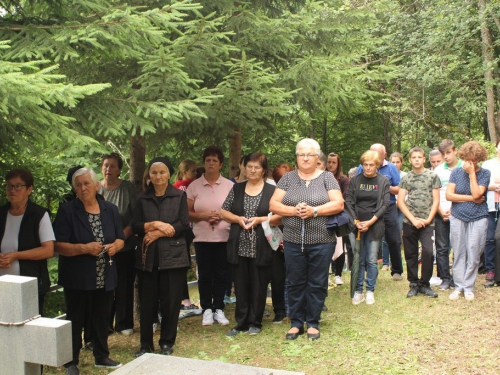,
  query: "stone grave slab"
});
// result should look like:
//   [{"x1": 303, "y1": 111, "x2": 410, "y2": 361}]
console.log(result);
[
  {"x1": 0, "y1": 275, "x2": 72, "y2": 375},
  {"x1": 112, "y1": 354, "x2": 305, "y2": 375}
]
